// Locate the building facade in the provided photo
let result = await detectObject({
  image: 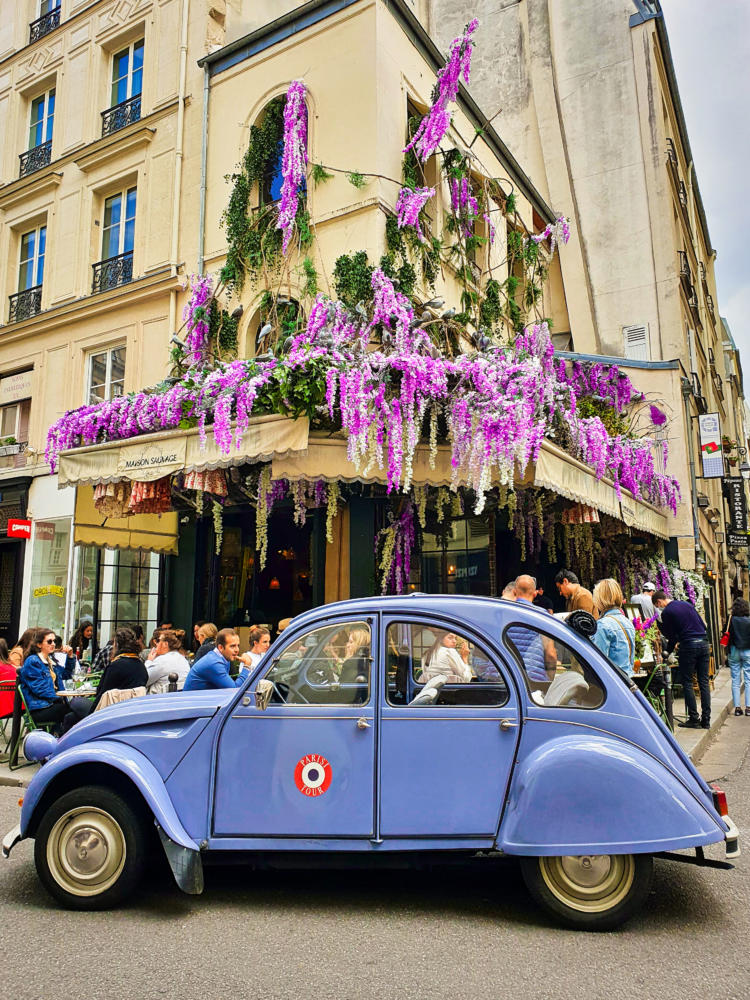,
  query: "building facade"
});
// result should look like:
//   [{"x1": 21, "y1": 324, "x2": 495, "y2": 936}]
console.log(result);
[{"x1": 425, "y1": 0, "x2": 748, "y2": 631}]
